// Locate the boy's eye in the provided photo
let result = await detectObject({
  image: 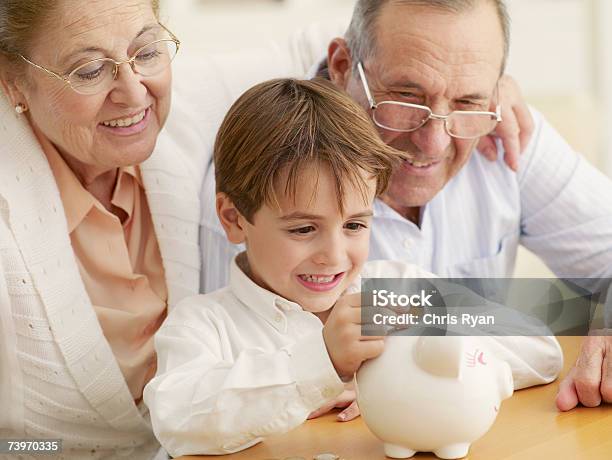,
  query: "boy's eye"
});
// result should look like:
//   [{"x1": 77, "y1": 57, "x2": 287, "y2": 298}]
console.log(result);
[
  {"x1": 345, "y1": 222, "x2": 367, "y2": 231},
  {"x1": 289, "y1": 226, "x2": 315, "y2": 235}
]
